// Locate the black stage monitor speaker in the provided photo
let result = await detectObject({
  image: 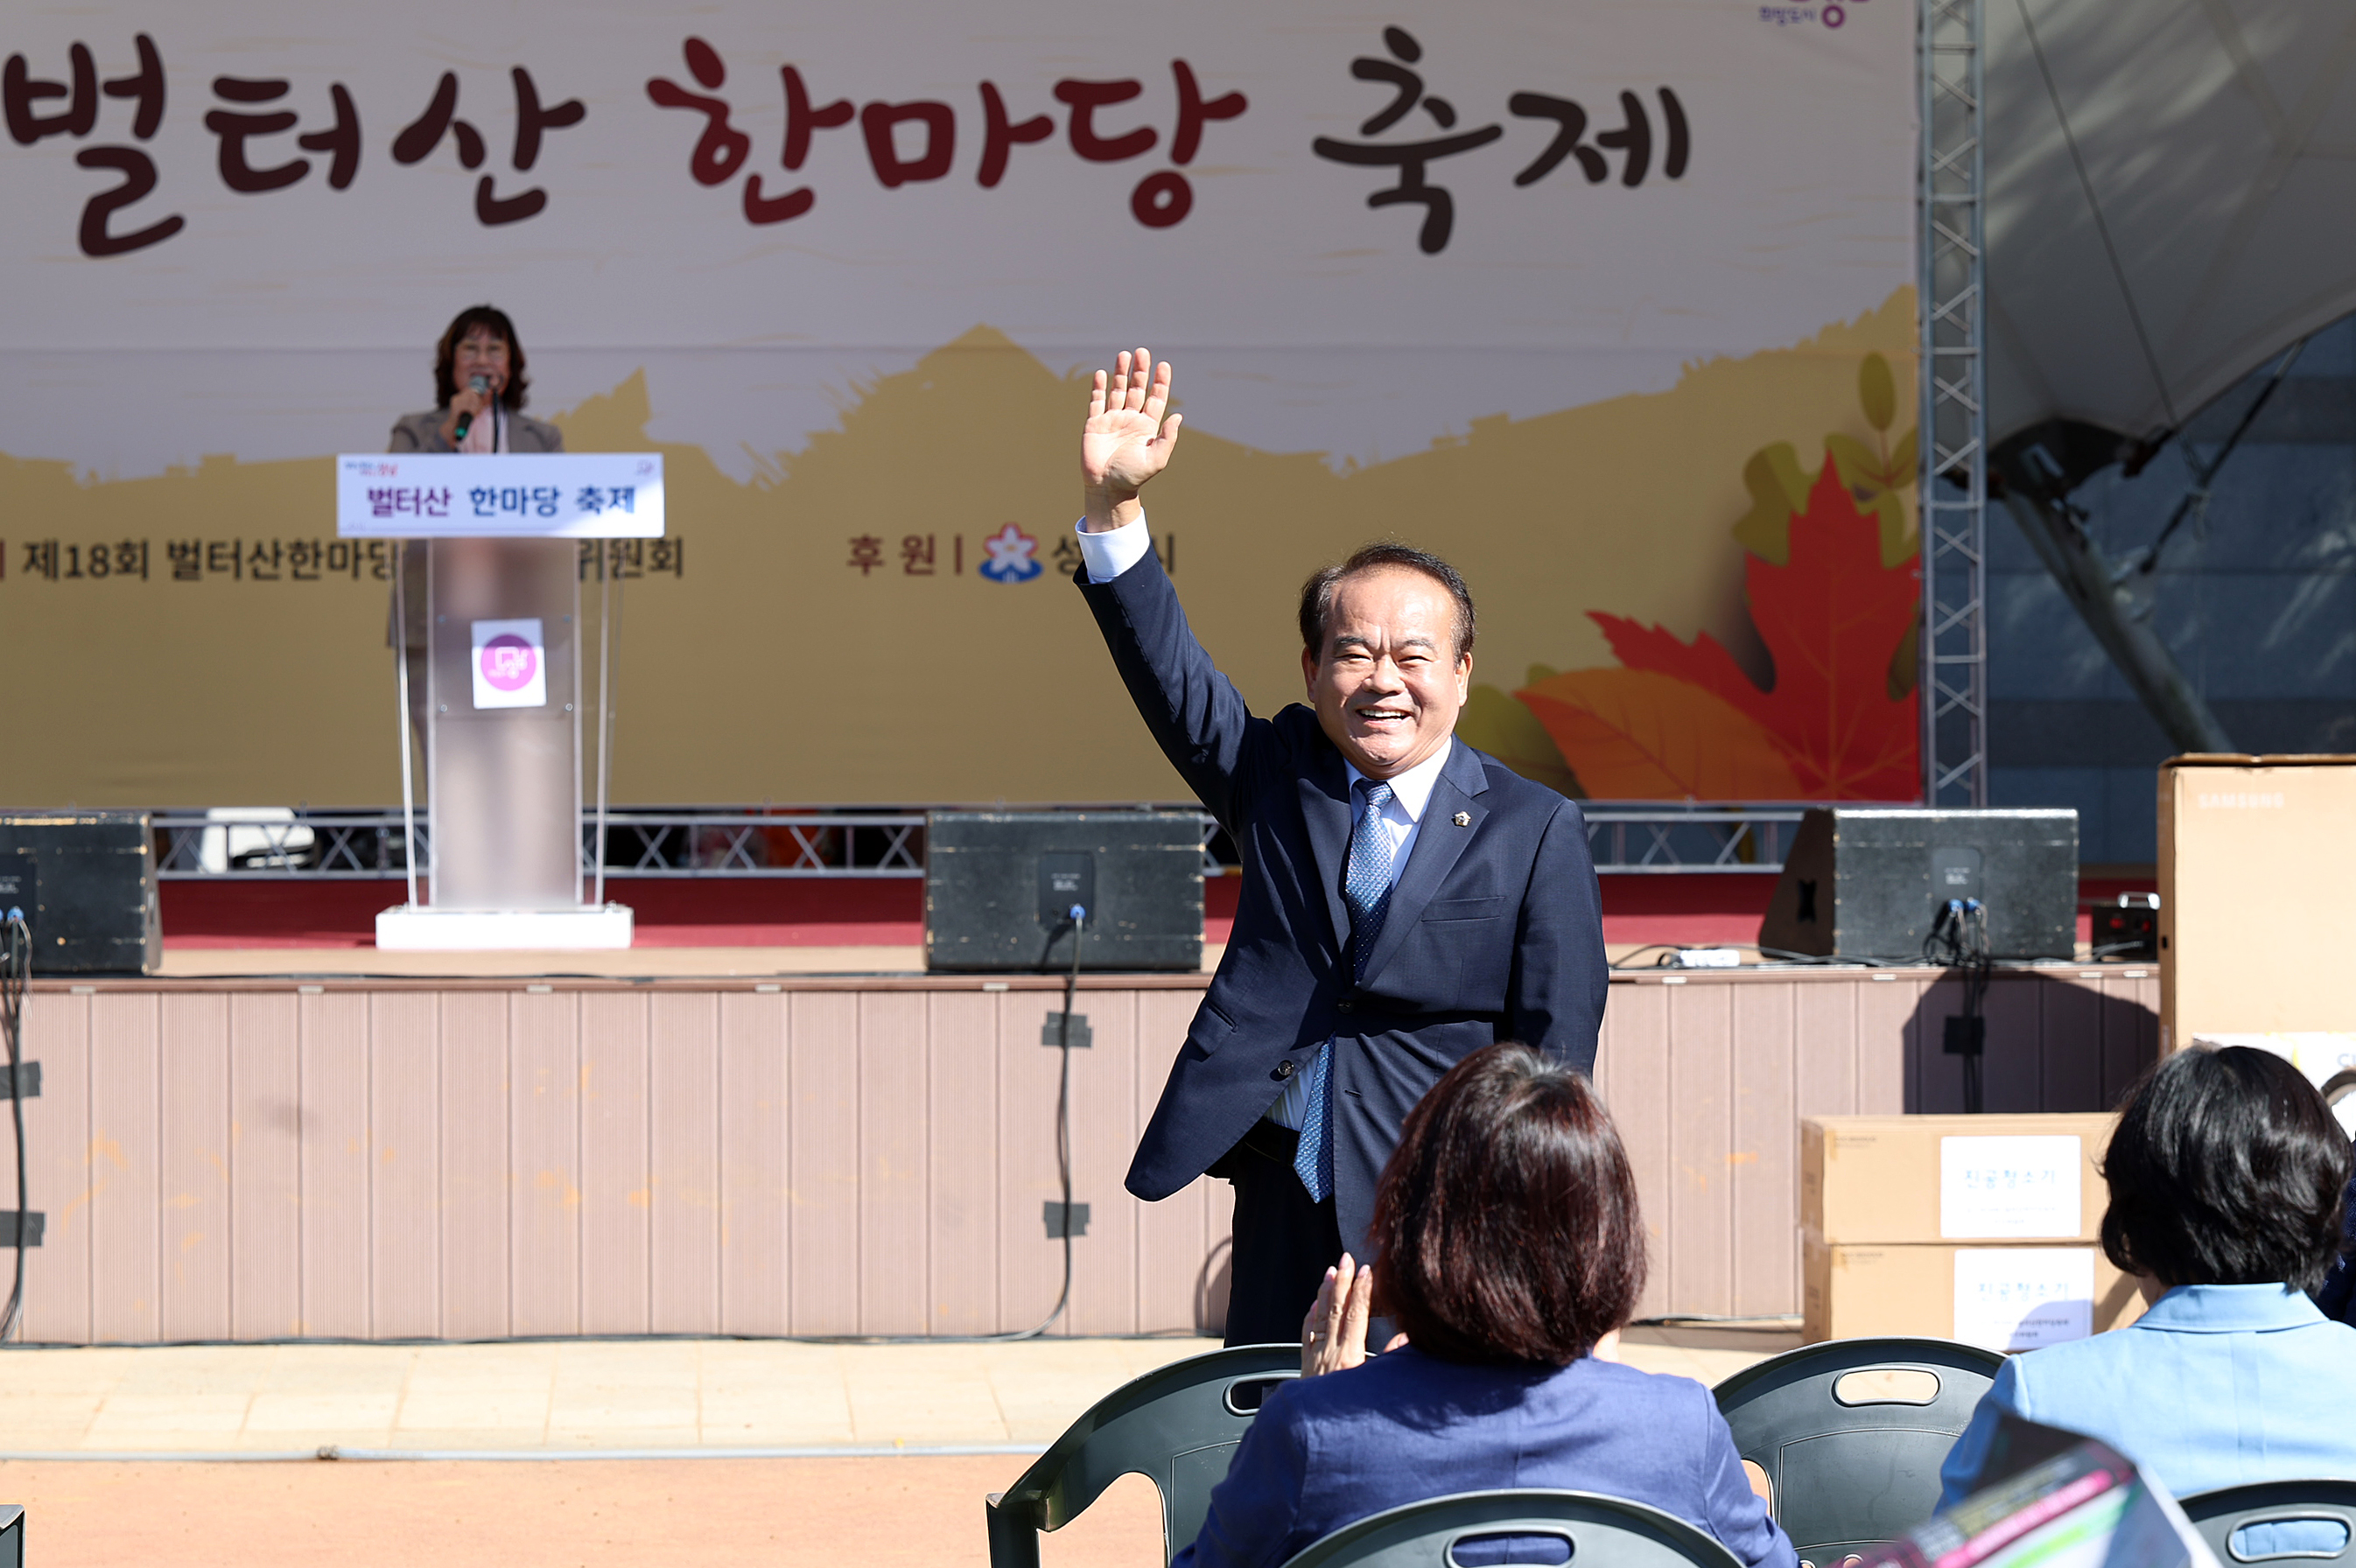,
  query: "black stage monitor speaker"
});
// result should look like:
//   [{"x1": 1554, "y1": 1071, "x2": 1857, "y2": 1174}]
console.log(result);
[
  {"x1": 1758, "y1": 808, "x2": 2077, "y2": 962},
  {"x1": 0, "y1": 811, "x2": 161, "y2": 975},
  {"x1": 926, "y1": 811, "x2": 1203, "y2": 972}
]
